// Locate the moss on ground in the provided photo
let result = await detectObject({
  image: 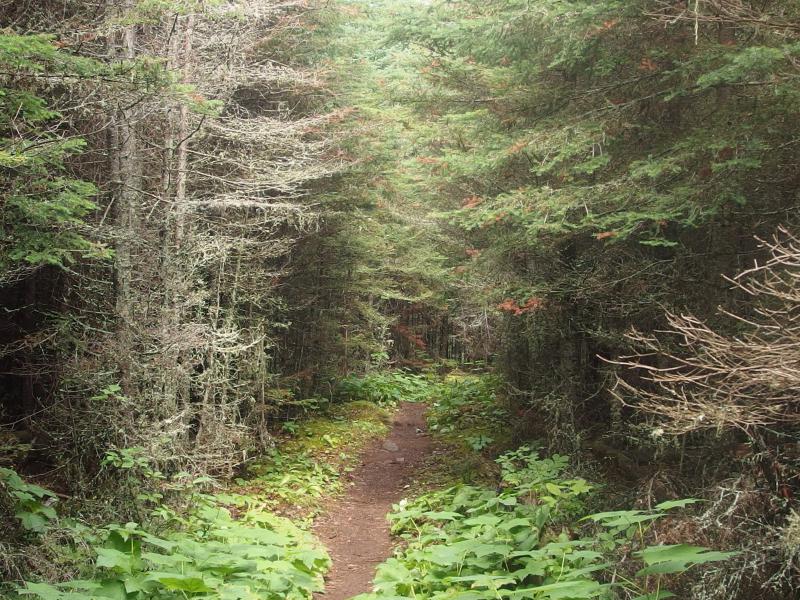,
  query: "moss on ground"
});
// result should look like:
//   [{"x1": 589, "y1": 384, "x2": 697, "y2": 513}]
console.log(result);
[
  {"x1": 225, "y1": 401, "x2": 392, "y2": 521},
  {"x1": 402, "y1": 374, "x2": 512, "y2": 495}
]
